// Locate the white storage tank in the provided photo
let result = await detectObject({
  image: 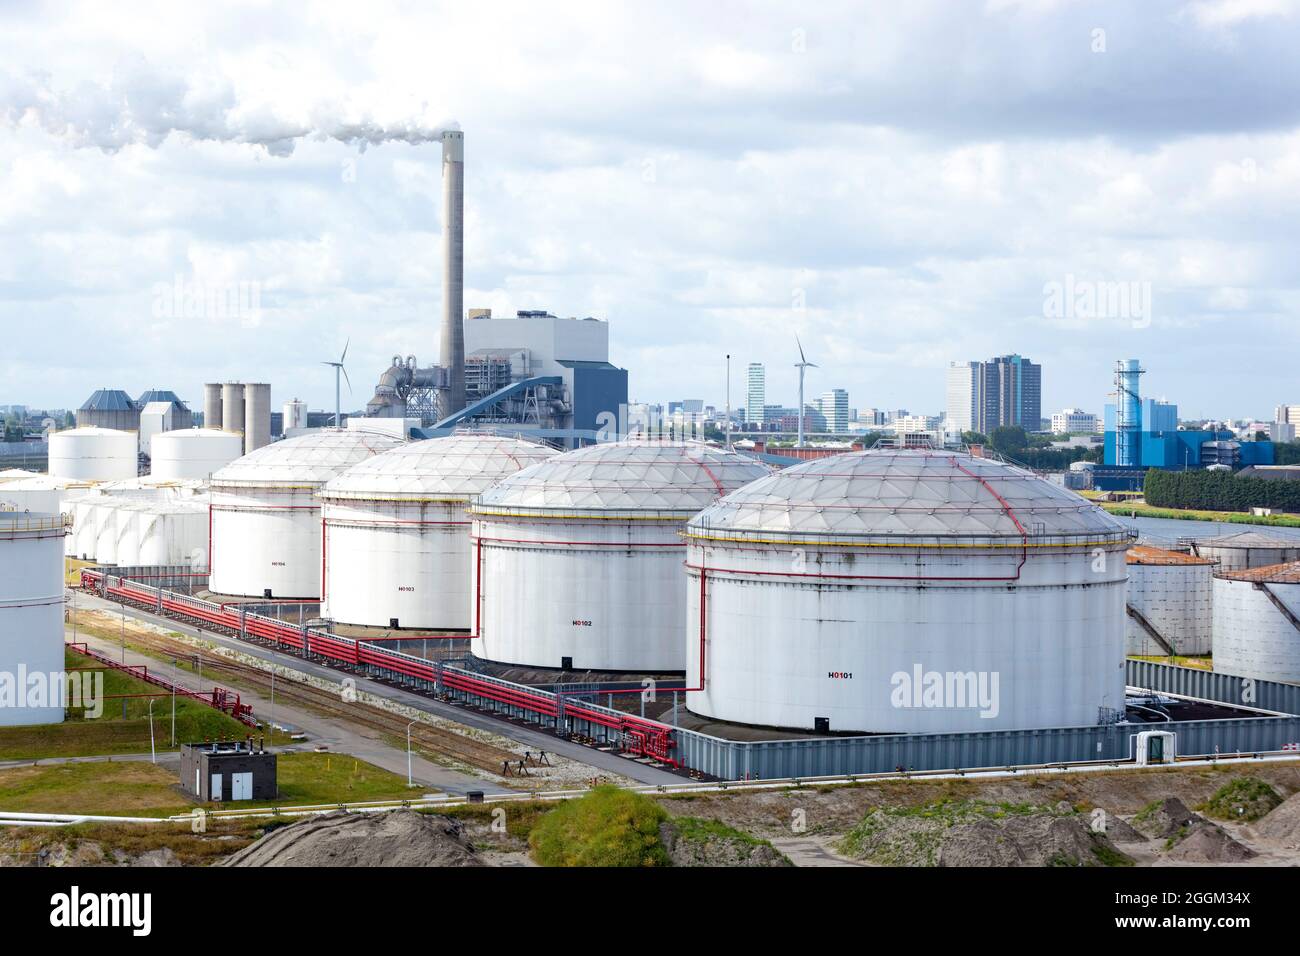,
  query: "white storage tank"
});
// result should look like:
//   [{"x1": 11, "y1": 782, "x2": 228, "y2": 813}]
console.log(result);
[
  {"x1": 151, "y1": 429, "x2": 244, "y2": 480},
  {"x1": 1212, "y1": 561, "x2": 1300, "y2": 683},
  {"x1": 48, "y1": 427, "x2": 137, "y2": 481},
  {"x1": 1191, "y1": 531, "x2": 1300, "y2": 572},
  {"x1": 209, "y1": 430, "x2": 403, "y2": 598},
  {"x1": 1125, "y1": 545, "x2": 1215, "y2": 656},
  {"x1": 321, "y1": 435, "x2": 559, "y2": 630},
  {"x1": 0, "y1": 513, "x2": 67, "y2": 726},
  {"x1": 683, "y1": 448, "x2": 1134, "y2": 734},
  {"x1": 93, "y1": 497, "x2": 121, "y2": 564},
  {"x1": 470, "y1": 439, "x2": 770, "y2": 671},
  {"x1": 137, "y1": 499, "x2": 209, "y2": 568},
  {"x1": 0, "y1": 474, "x2": 89, "y2": 516},
  {"x1": 113, "y1": 501, "x2": 151, "y2": 568}
]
